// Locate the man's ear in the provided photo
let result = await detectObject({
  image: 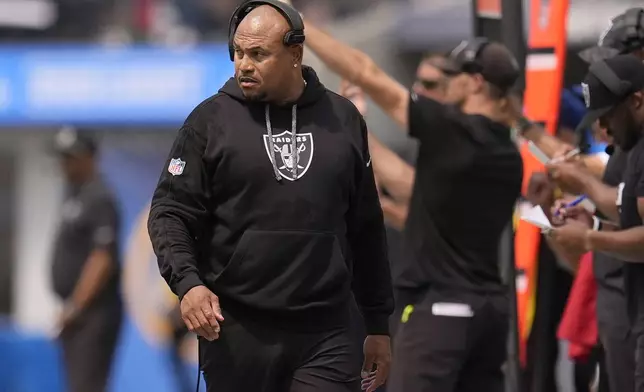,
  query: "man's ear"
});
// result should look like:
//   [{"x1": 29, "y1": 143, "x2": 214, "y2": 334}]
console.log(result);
[
  {"x1": 633, "y1": 90, "x2": 644, "y2": 110},
  {"x1": 290, "y1": 44, "x2": 304, "y2": 65},
  {"x1": 470, "y1": 73, "x2": 486, "y2": 94}
]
